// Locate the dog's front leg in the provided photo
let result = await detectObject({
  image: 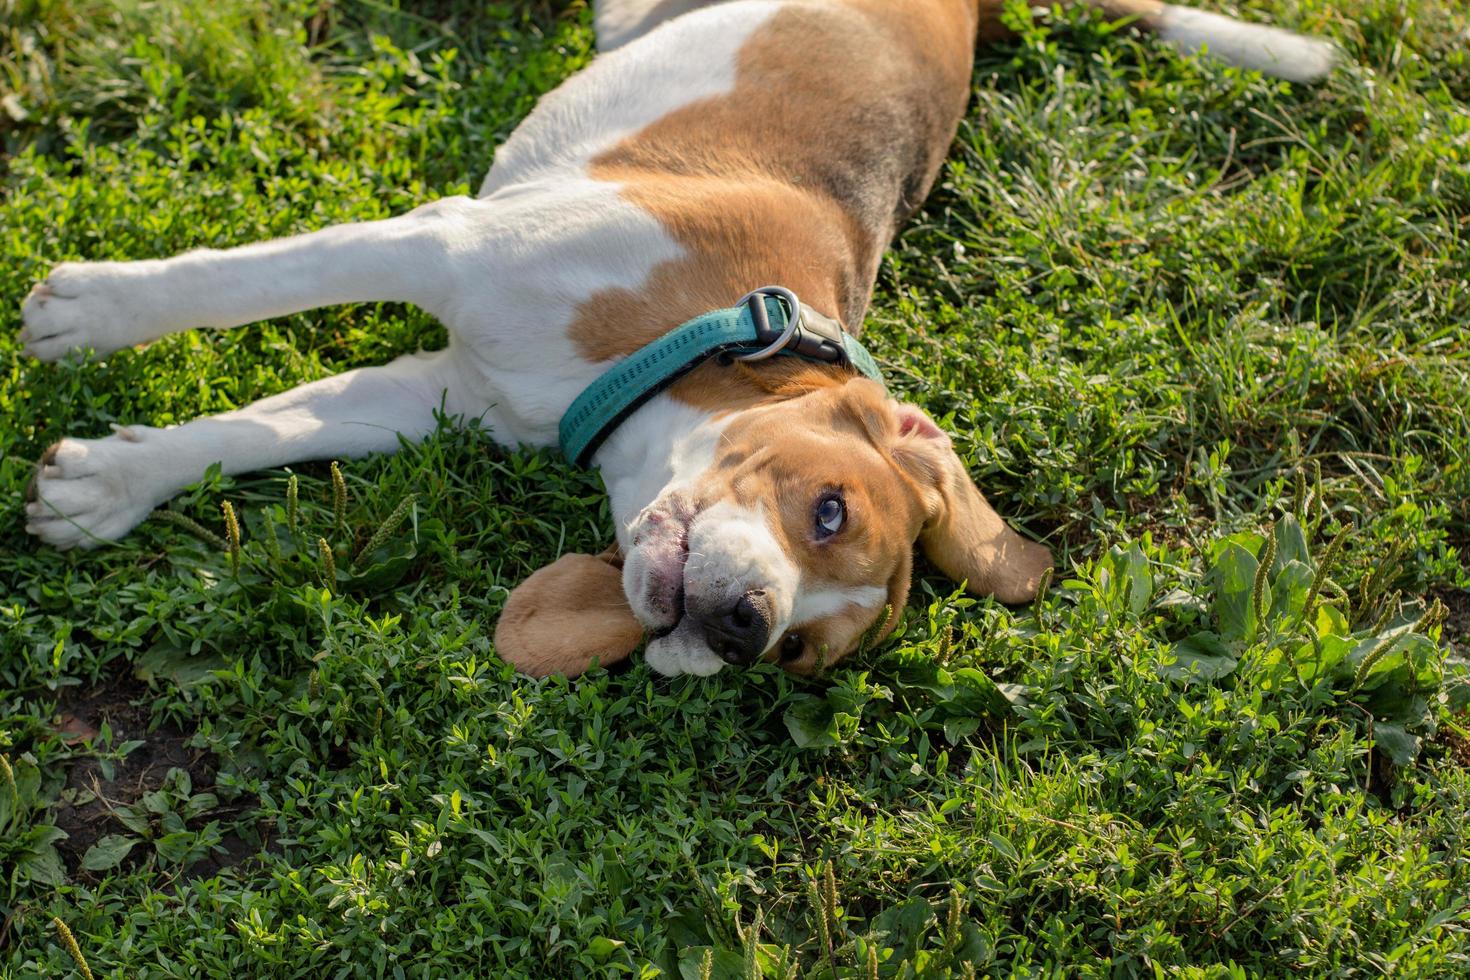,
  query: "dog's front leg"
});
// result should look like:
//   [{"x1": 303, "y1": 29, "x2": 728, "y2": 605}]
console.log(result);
[
  {"x1": 26, "y1": 349, "x2": 468, "y2": 549},
  {"x1": 18, "y1": 197, "x2": 483, "y2": 361}
]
